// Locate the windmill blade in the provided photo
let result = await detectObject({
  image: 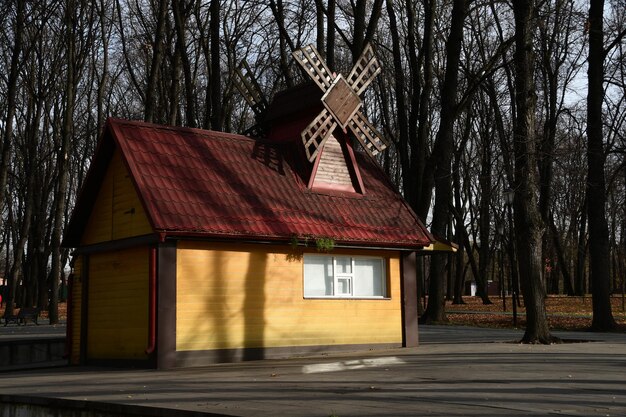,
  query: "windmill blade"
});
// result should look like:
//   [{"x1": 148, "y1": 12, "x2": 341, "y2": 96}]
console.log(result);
[
  {"x1": 346, "y1": 43, "x2": 381, "y2": 96},
  {"x1": 233, "y1": 60, "x2": 269, "y2": 118},
  {"x1": 347, "y1": 110, "x2": 389, "y2": 158},
  {"x1": 292, "y1": 44, "x2": 335, "y2": 91},
  {"x1": 301, "y1": 108, "x2": 337, "y2": 162}
]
